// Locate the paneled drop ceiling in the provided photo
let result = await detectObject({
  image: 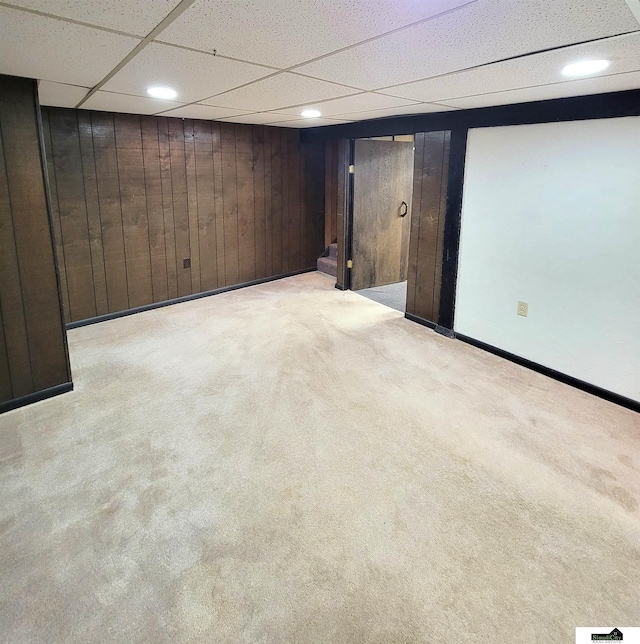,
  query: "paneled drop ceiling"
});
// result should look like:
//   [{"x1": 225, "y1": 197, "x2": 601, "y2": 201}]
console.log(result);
[{"x1": 1, "y1": 0, "x2": 639, "y2": 127}]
